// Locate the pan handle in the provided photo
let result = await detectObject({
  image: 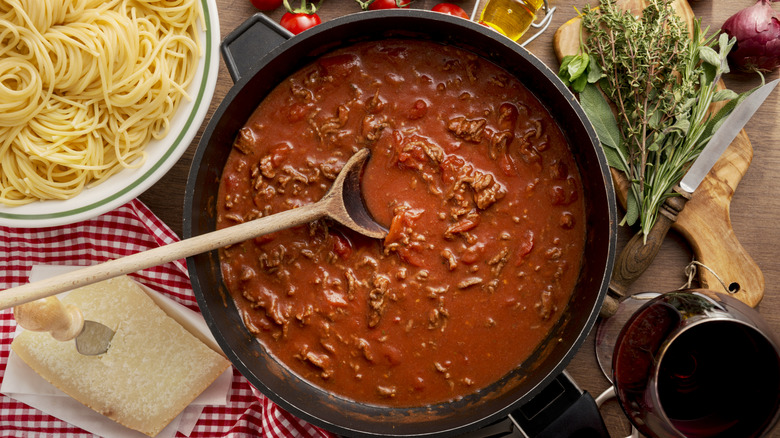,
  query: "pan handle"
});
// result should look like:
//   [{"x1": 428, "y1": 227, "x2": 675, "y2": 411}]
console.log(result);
[
  {"x1": 508, "y1": 371, "x2": 609, "y2": 438},
  {"x1": 221, "y1": 13, "x2": 294, "y2": 83}
]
